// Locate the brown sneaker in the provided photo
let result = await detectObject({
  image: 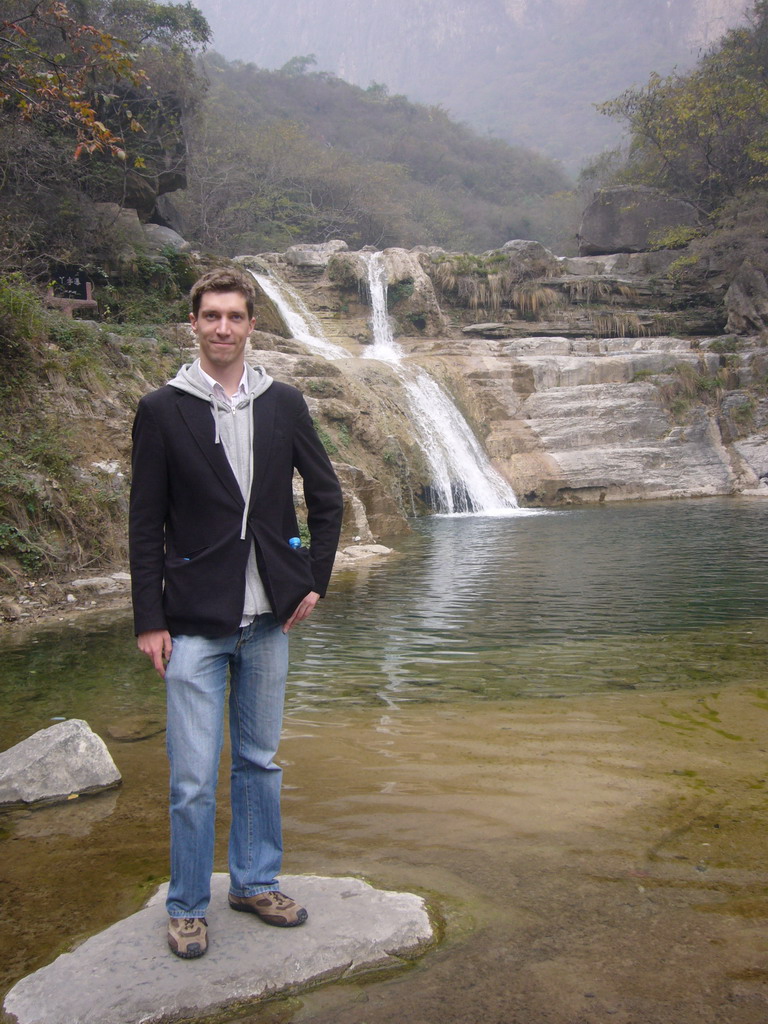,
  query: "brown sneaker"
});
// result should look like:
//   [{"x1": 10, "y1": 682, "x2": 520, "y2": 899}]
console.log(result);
[
  {"x1": 167, "y1": 916, "x2": 208, "y2": 958},
  {"x1": 228, "y1": 890, "x2": 308, "y2": 927}
]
